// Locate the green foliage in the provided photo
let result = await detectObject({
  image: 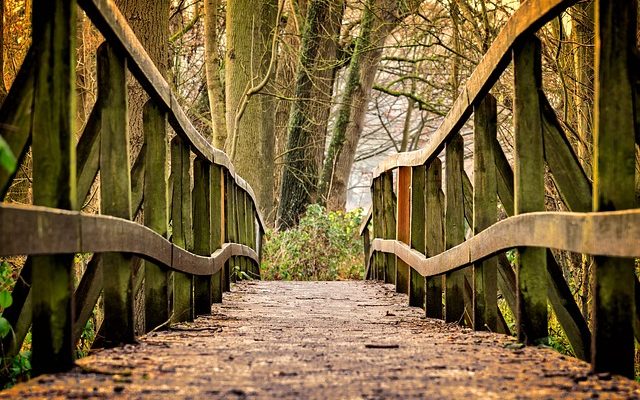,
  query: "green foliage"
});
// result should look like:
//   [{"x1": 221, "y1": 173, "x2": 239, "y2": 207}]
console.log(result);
[
  {"x1": 0, "y1": 135, "x2": 17, "y2": 174},
  {"x1": 261, "y1": 204, "x2": 364, "y2": 281}
]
